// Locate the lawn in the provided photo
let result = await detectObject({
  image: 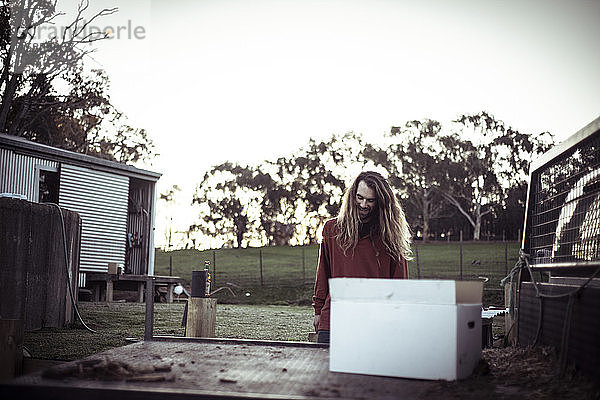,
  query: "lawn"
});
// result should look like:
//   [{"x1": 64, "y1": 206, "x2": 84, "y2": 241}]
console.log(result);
[
  {"x1": 24, "y1": 302, "x2": 314, "y2": 361},
  {"x1": 154, "y1": 241, "x2": 520, "y2": 306}
]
